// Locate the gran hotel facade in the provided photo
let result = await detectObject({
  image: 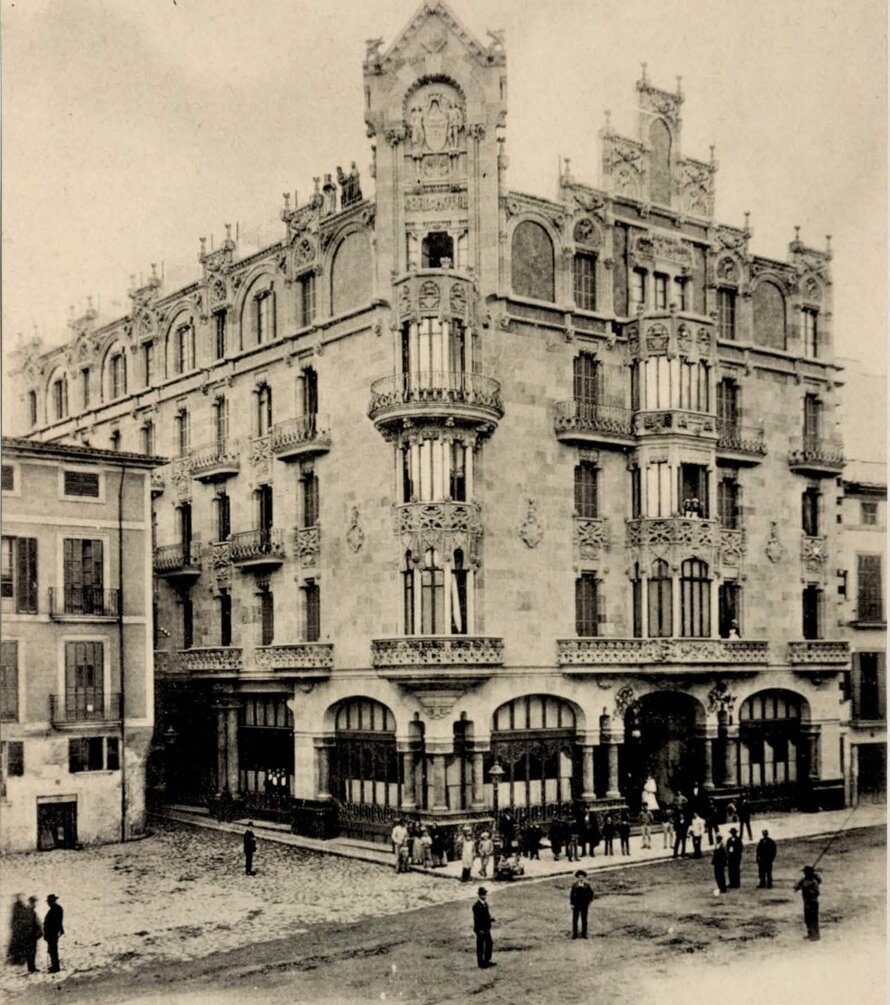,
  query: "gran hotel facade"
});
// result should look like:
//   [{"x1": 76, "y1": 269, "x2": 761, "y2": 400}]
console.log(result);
[{"x1": 11, "y1": 3, "x2": 854, "y2": 840}]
